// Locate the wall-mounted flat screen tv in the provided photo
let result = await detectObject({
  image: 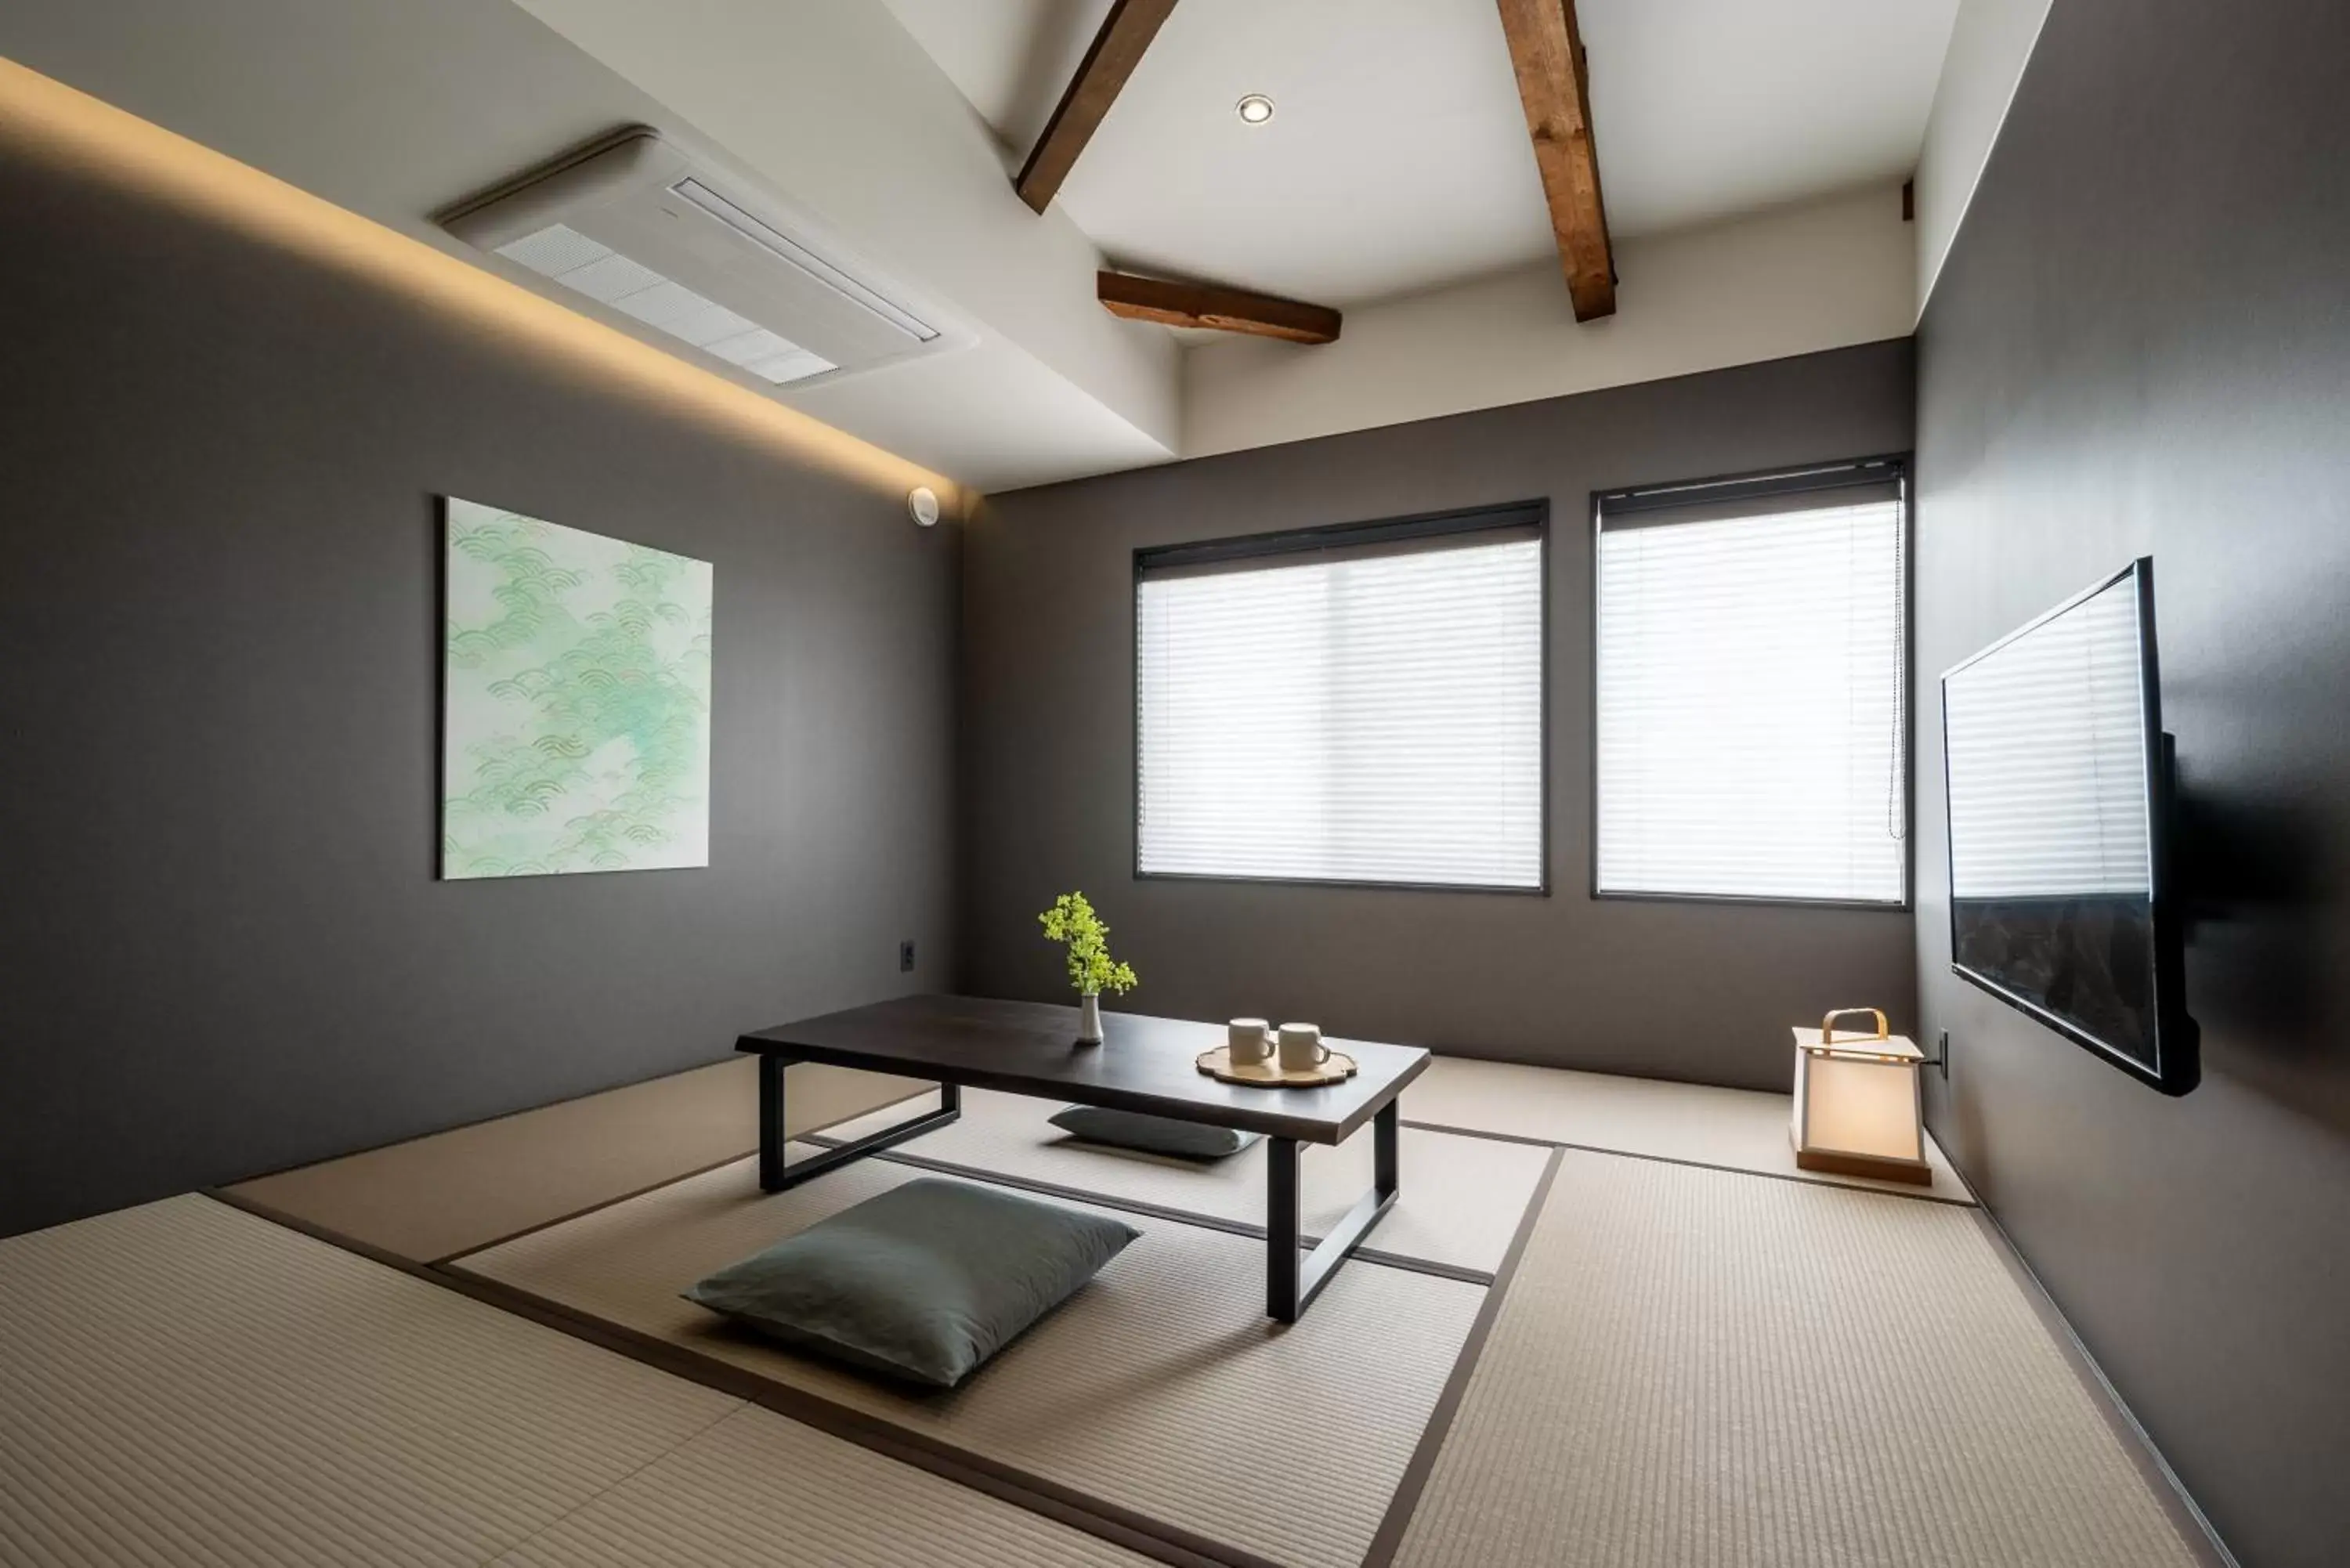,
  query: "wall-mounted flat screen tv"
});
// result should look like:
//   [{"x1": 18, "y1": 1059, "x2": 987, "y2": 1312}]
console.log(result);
[{"x1": 1940, "y1": 558, "x2": 2196, "y2": 1094}]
